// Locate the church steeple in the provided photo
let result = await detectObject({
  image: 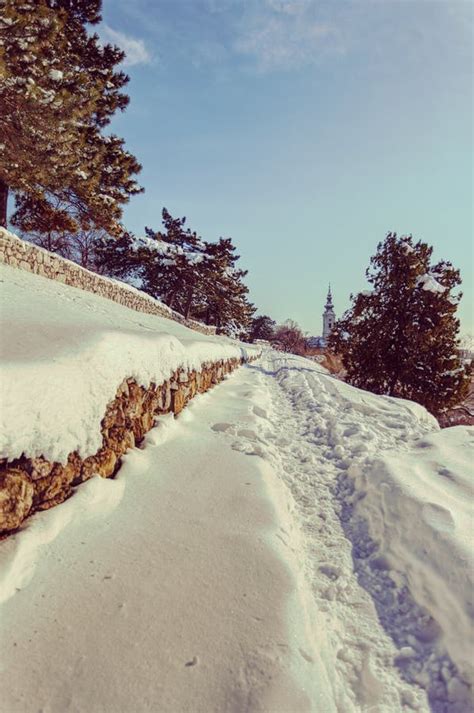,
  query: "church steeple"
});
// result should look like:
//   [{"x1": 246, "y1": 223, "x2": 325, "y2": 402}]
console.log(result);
[
  {"x1": 325, "y1": 284, "x2": 333, "y2": 309},
  {"x1": 322, "y1": 283, "x2": 336, "y2": 341}
]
